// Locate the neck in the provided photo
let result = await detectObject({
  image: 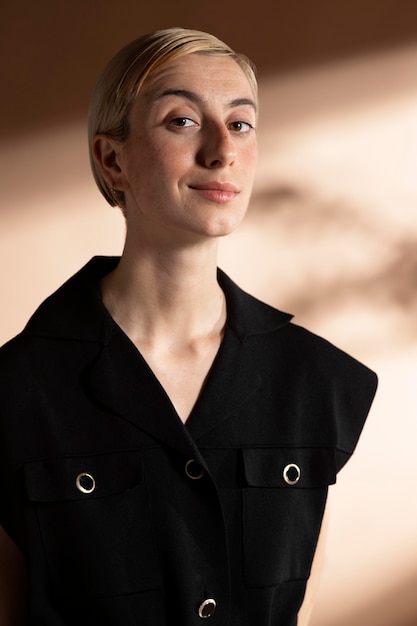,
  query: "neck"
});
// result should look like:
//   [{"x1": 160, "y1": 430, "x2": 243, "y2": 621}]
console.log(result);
[{"x1": 101, "y1": 236, "x2": 225, "y2": 345}]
